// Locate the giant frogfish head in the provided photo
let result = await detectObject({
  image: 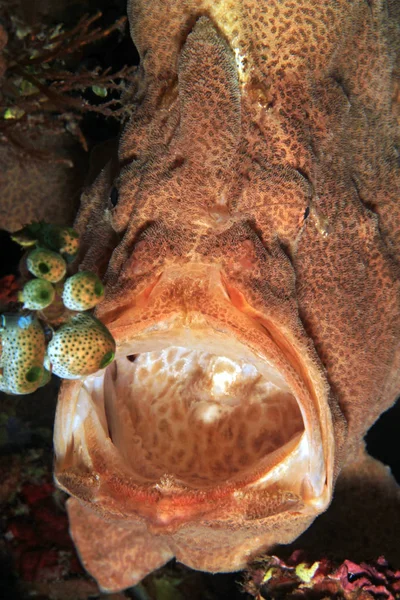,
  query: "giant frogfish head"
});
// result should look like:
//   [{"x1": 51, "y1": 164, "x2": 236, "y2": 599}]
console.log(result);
[{"x1": 53, "y1": 4, "x2": 400, "y2": 593}]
